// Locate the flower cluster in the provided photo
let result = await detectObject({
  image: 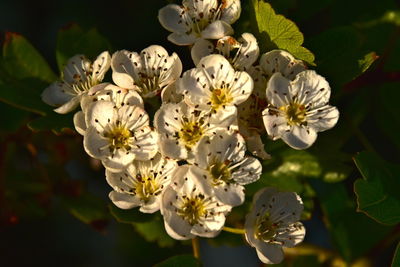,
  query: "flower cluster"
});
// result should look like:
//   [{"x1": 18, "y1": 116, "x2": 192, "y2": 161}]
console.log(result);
[{"x1": 42, "y1": 0, "x2": 339, "y2": 264}]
